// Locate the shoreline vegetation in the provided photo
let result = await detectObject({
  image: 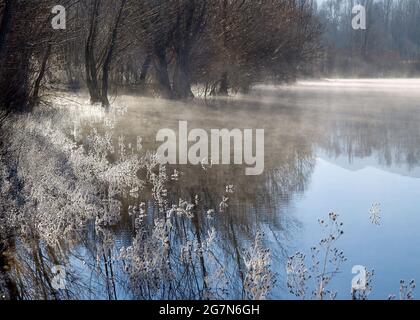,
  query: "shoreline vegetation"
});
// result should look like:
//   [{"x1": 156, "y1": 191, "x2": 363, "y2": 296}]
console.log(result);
[
  {"x1": 0, "y1": 97, "x2": 274, "y2": 300},
  {"x1": 0, "y1": 92, "x2": 417, "y2": 300},
  {"x1": 1, "y1": 0, "x2": 420, "y2": 300}
]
